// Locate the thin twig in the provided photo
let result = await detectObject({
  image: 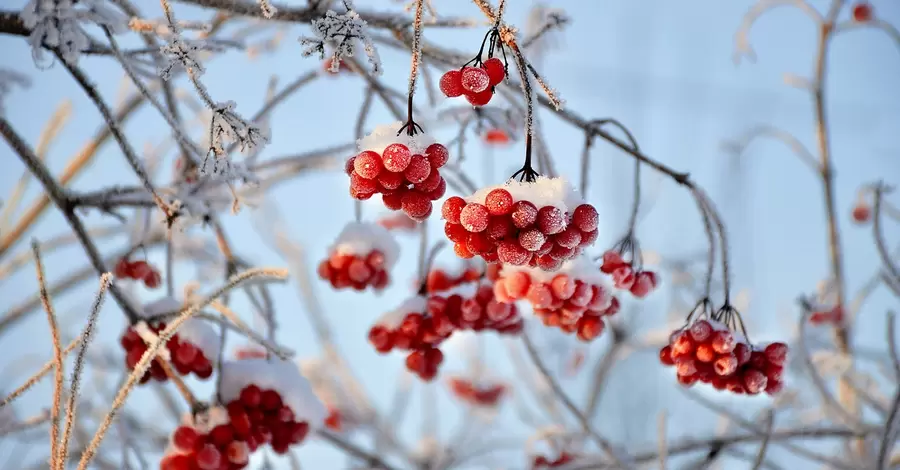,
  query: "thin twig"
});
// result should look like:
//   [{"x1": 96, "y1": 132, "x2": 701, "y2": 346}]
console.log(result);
[{"x1": 31, "y1": 240, "x2": 63, "y2": 470}]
